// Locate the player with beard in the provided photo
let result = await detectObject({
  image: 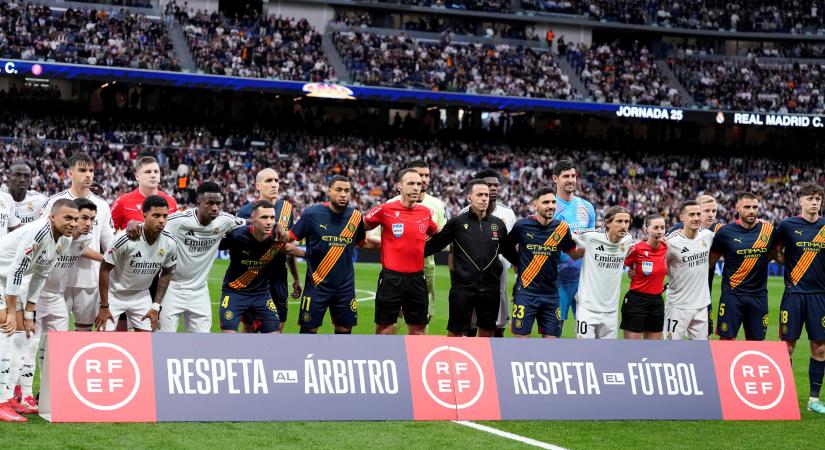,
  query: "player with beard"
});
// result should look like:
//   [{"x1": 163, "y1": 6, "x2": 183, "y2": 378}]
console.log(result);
[
  {"x1": 709, "y1": 193, "x2": 777, "y2": 341},
  {"x1": 508, "y1": 188, "x2": 579, "y2": 338},
  {"x1": 290, "y1": 176, "x2": 374, "y2": 334},
  {"x1": 552, "y1": 160, "x2": 596, "y2": 335}
]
